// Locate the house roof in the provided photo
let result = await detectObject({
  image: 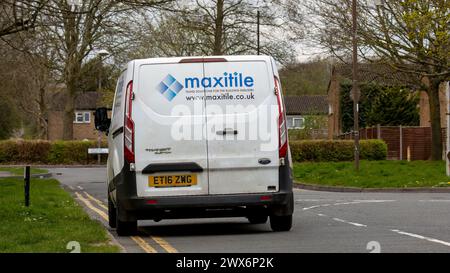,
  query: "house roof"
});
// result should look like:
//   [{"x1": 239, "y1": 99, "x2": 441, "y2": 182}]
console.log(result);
[
  {"x1": 284, "y1": 95, "x2": 328, "y2": 115},
  {"x1": 49, "y1": 91, "x2": 103, "y2": 111}
]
